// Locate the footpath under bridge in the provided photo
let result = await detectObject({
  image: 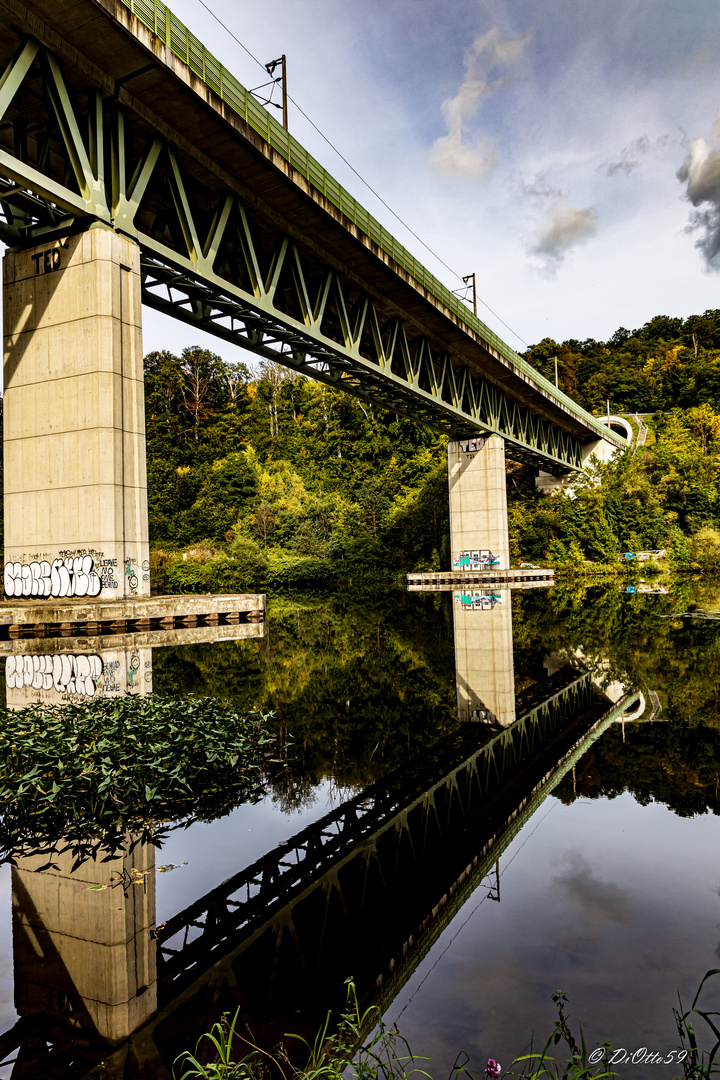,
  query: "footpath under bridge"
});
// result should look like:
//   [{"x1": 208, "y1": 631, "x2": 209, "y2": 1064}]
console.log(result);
[{"x1": 0, "y1": 0, "x2": 624, "y2": 475}]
